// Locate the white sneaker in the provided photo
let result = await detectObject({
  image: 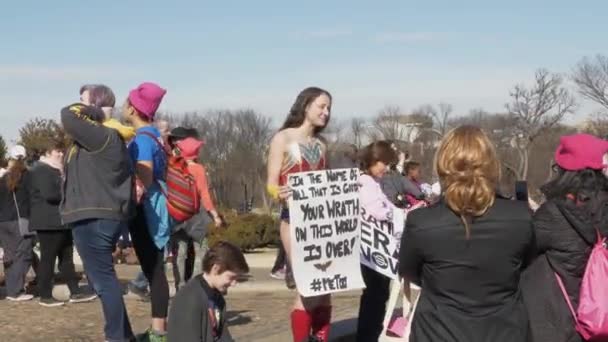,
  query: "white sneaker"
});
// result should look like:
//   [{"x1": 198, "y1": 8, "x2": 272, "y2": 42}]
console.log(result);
[{"x1": 6, "y1": 294, "x2": 34, "y2": 302}]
